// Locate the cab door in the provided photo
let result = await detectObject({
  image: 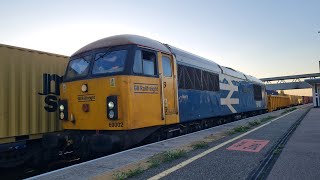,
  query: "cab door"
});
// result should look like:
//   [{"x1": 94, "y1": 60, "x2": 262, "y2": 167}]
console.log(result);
[{"x1": 158, "y1": 53, "x2": 179, "y2": 125}]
